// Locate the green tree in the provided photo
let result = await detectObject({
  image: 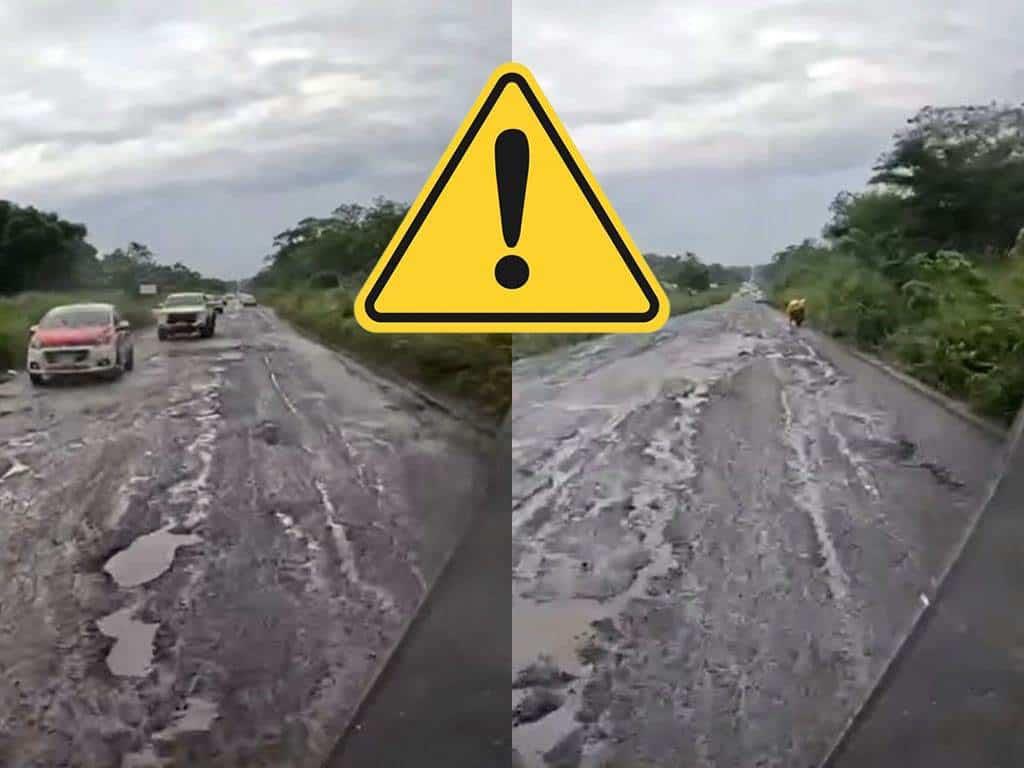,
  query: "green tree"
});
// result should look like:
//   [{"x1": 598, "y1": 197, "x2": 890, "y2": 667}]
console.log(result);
[
  {"x1": 0, "y1": 201, "x2": 93, "y2": 294},
  {"x1": 675, "y1": 252, "x2": 711, "y2": 291},
  {"x1": 870, "y1": 104, "x2": 1024, "y2": 255},
  {"x1": 258, "y1": 197, "x2": 410, "y2": 290}
]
